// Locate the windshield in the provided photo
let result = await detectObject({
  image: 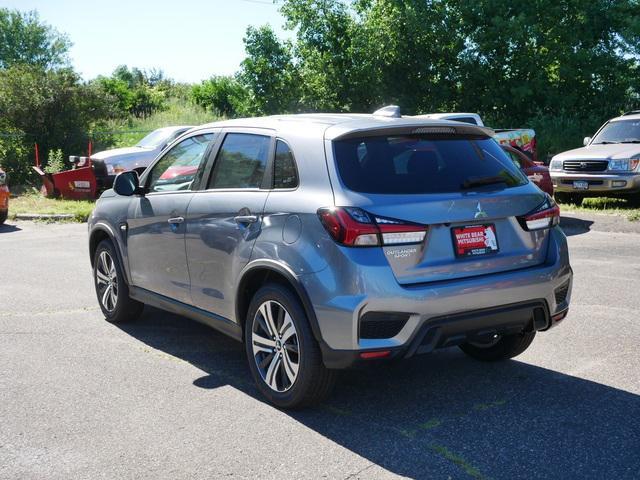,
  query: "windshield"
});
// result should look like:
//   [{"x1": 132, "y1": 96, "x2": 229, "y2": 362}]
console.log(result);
[
  {"x1": 136, "y1": 129, "x2": 175, "y2": 149},
  {"x1": 333, "y1": 135, "x2": 527, "y2": 194},
  {"x1": 592, "y1": 120, "x2": 640, "y2": 144}
]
